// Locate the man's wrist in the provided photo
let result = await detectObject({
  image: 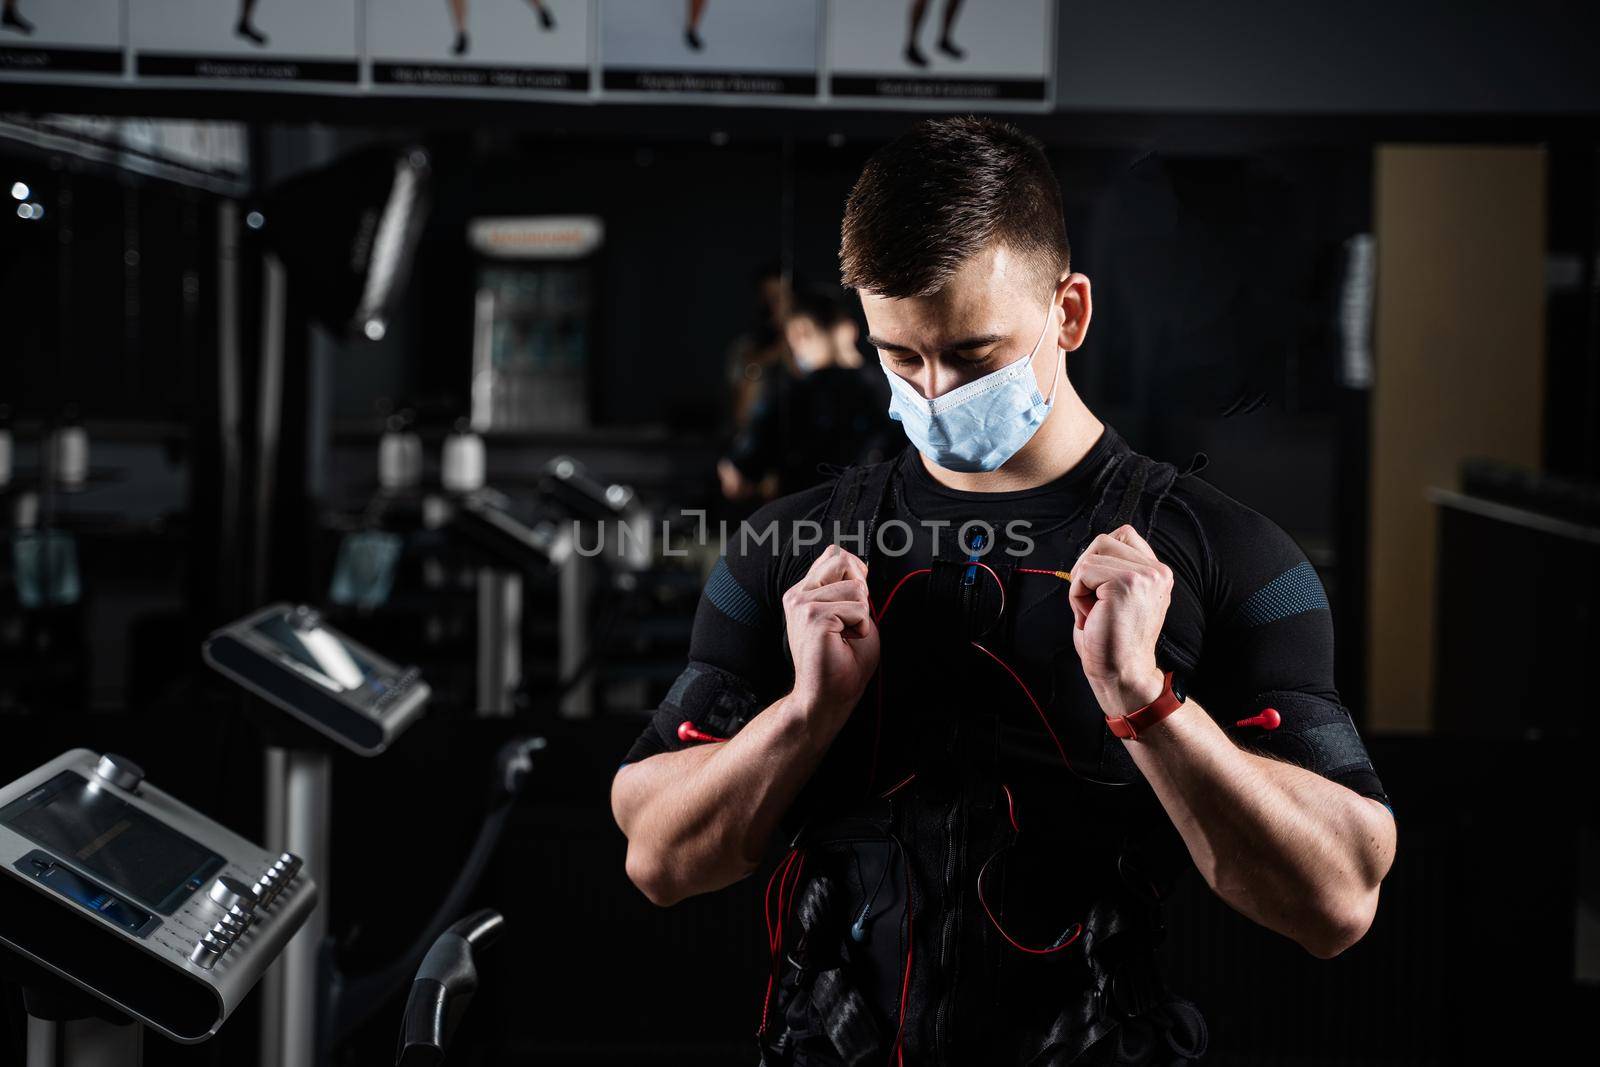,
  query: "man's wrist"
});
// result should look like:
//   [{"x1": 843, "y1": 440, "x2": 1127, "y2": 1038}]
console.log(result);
[
  {"x1": 1099, "y1": 665, "x2": 1168, "y2": 719},
  {"x1": 780, "y1": 688, "x2": 854, "y2": 745}
]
